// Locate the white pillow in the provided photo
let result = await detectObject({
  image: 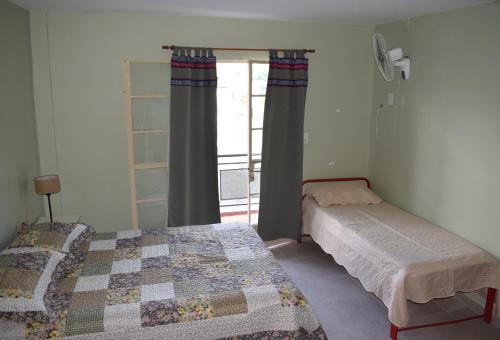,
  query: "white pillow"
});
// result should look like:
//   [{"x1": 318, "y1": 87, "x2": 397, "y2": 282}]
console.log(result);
[{"x1": 306, "y1": 181, "x2": 382, "y2": 207}]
